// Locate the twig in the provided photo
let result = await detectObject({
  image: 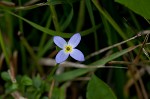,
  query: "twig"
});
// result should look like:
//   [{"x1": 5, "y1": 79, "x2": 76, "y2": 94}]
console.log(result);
[
  {"x1": 15, "y1": 3, "x2": 49, "y2": 10},
  {"x1": 8, "y1": 69, "x2": 27, "y2": 99},
  {"x1": 24, "y1": 0, "x2": 40, "y2": 6},
  {"x1": 39, "y1": 58, "x2": 127, "y2": 69},
  {"x1": 108, "y1": 61, "x2": 150, "y2": 67},
  {"x1": 0, "y1": 53, "x2": 4, "y2": 70},
  {"x1": 74, "y1": 77, "x2": 90, "y2": 81},
  {"x1": 6, "y1": 51, "x2": 27, "y2": 99},
  {"x1": 124, "y1": 68, "x2": 145, "y2": 96},
  {"x1": 126, "y1": 33, "x2": 149, "y2": 99},
  {"x1": 85, "y1": 30, "x2": 150, "y2": 60},
  {"x1": 0, "y1": 1, "x2": 15, "y2": 7},
  {"x1": 48, "y1": 80, "x2": 55, "y2": 99},
  {"x1": 40, "y1": 42, "x2": 150, "y2": 69},
  {"x1": 133, "y1": 33, "x2": 149, "y2": 99}
]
